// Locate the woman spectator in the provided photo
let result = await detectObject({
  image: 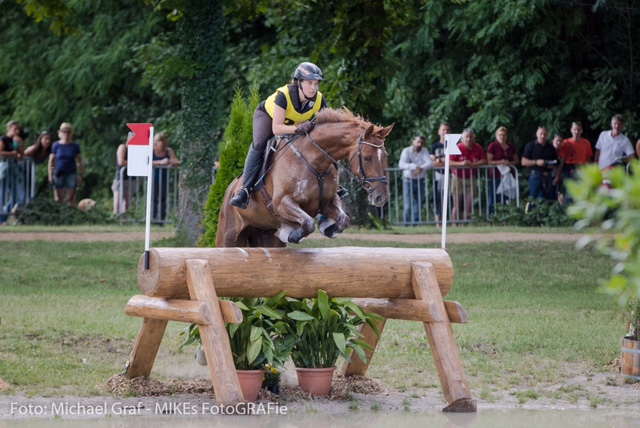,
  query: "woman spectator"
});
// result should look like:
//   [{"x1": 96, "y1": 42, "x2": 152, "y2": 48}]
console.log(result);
[
  {"x1": 486, "y1": 126, "x2": 519, "y2": 214},
  {"x1": 112, "y1": 133, "x2": 132, "y2": 217},
  {"x1": 152, "y1": 132, "x2": 179, "y2": 222},
  {"x1": 48, "y1": 122, "x2": 84, "y2": 206},
  {"x1": 24, "y1": 131, "x2": 53, "y2": 165}
]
